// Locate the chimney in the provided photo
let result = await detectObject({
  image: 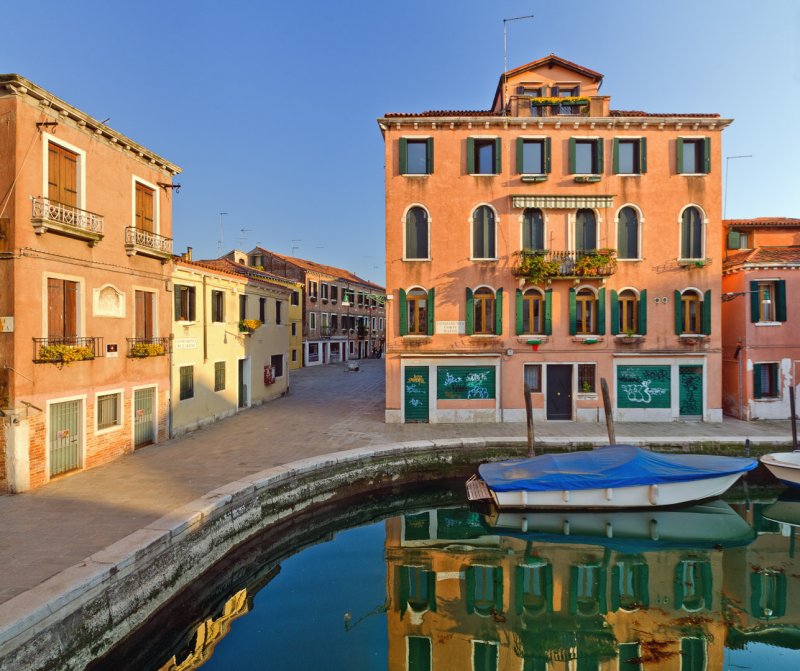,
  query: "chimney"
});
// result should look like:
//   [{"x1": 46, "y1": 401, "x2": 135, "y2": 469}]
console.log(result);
[{"x1": 185, "y1": 246, "x2": 193, "y2": 262}]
